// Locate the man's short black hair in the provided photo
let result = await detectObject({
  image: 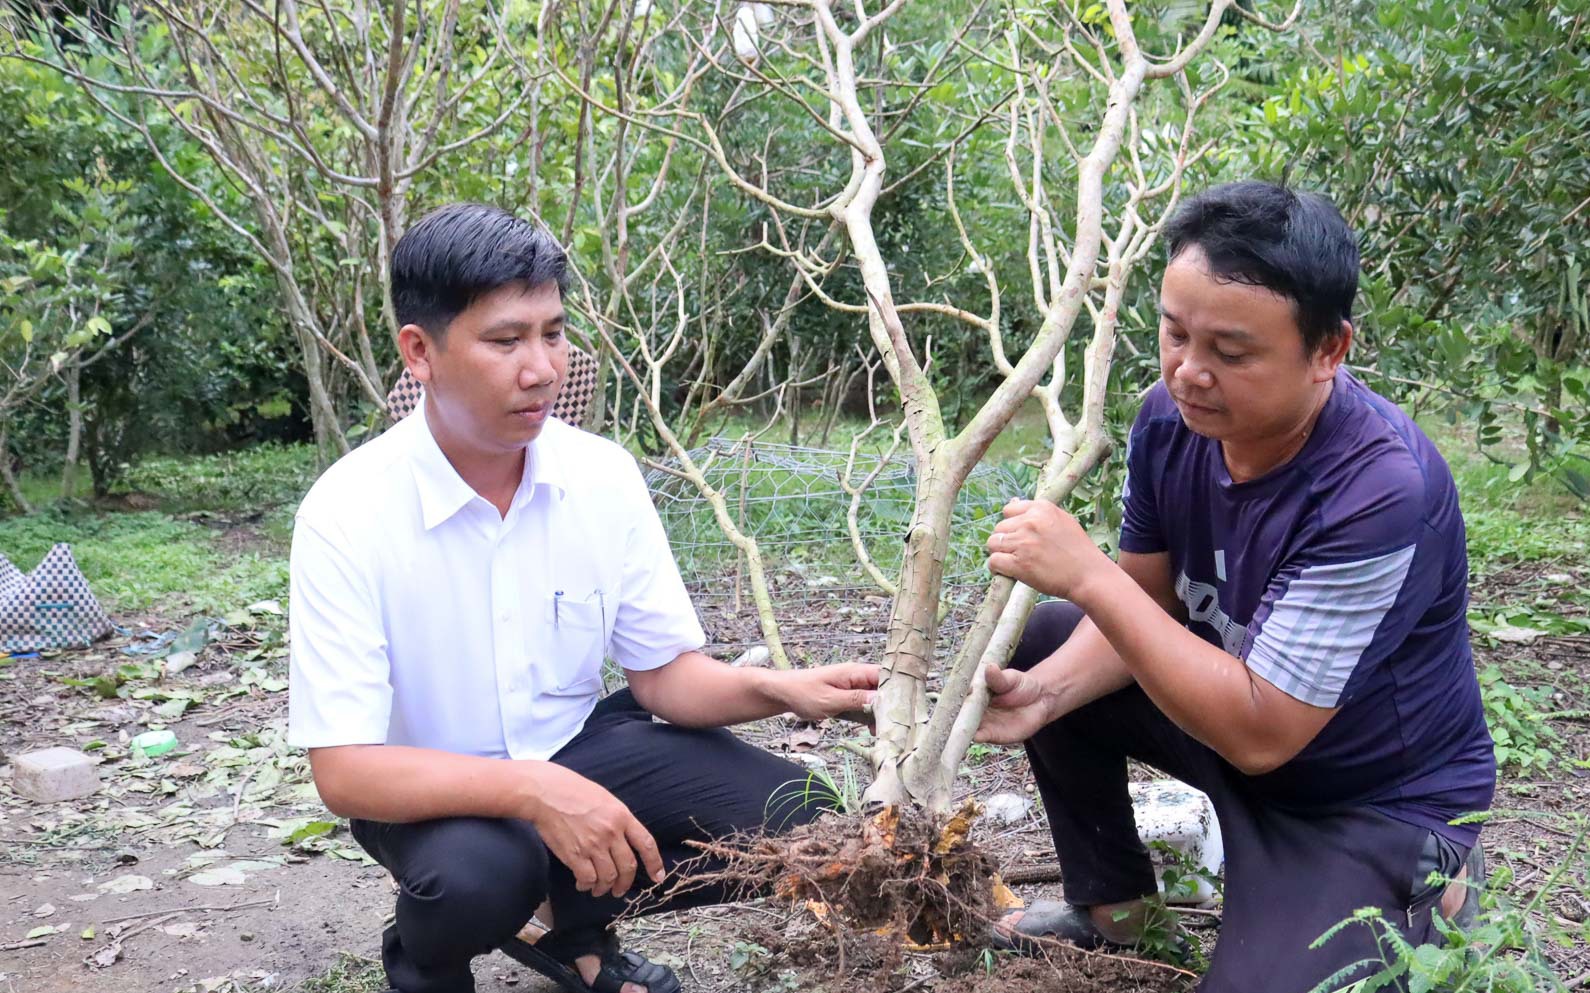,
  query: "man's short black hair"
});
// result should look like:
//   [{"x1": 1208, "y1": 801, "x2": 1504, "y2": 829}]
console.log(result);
[
  {"x1": 1164, "y1": 181, "x2": 1359, "y2": 354},
  {"x1": 391, "y1": 203, "x2": 569, "y2": 337}
]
